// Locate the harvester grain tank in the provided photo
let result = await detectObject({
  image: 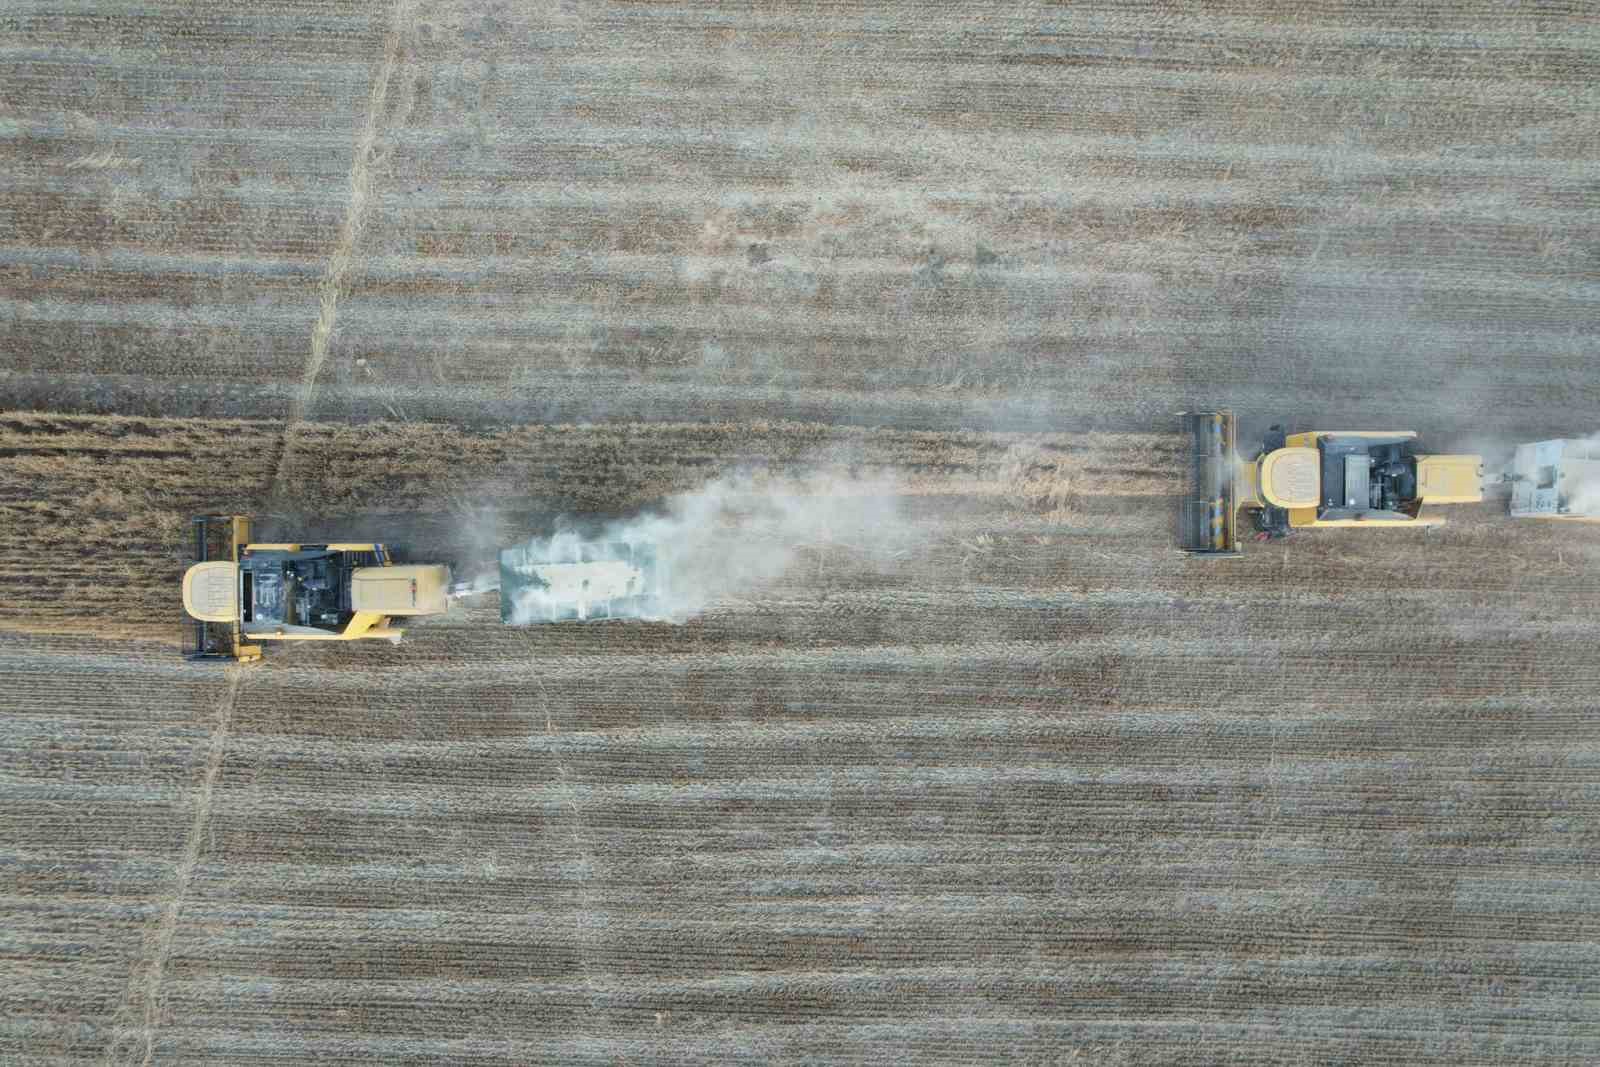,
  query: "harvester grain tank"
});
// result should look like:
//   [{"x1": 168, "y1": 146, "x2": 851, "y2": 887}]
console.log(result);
[
  {"x1": 181, "y1": 515, "x2": 450, "y2": 661},
  {"x1": 1180, "y1": 411, "x2": 1484, "y2": 554},
  {"x1": 1506, "y1": 439, "x2": 1600, "y2": 521}
]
